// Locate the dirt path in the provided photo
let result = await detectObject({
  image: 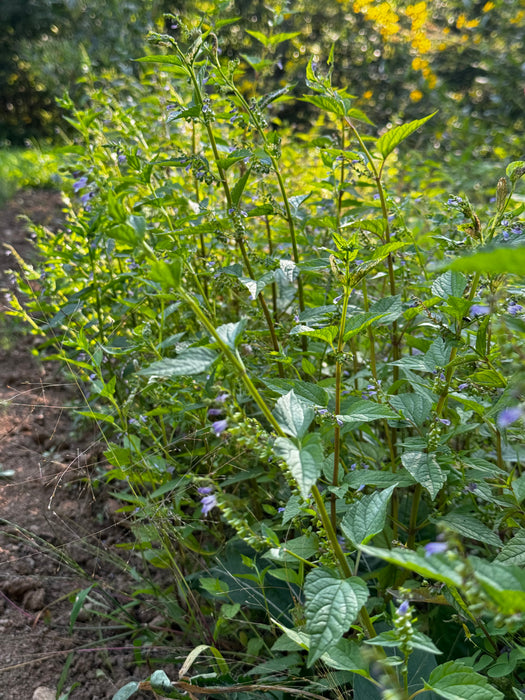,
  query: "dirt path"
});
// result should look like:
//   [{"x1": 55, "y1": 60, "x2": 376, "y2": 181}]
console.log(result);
[{"x1": 0, "y1": 191, "x2": 153, "y2": 700}]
